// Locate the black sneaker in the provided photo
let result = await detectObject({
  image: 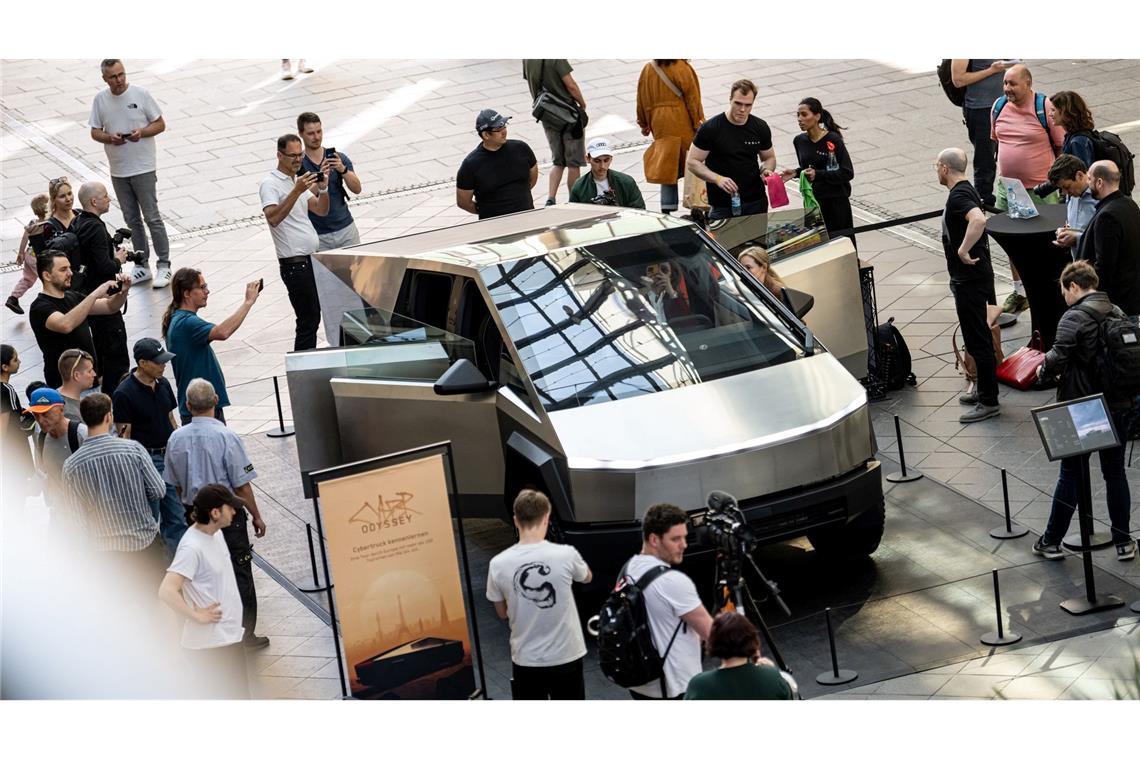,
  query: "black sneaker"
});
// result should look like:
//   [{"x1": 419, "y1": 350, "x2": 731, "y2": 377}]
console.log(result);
[
  {"x1": 5, "y1": 296, "x2": 22, "y2": 315},
  {"x1": 243, "y1": 635, "x2": 270, "y2": 650},
  {"x1": 1032, "y1": 537, "x2": 1064, "y2": 560},
  {"x1": 1116, "y1": 541, "x2": 1136, "y2": 561},
  {"x1": 545, "y1": 198, "x2": 556, "y2": 207},
  {"x1": 959, "y1": 403, "x2": 1000, "y2": 424}
]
